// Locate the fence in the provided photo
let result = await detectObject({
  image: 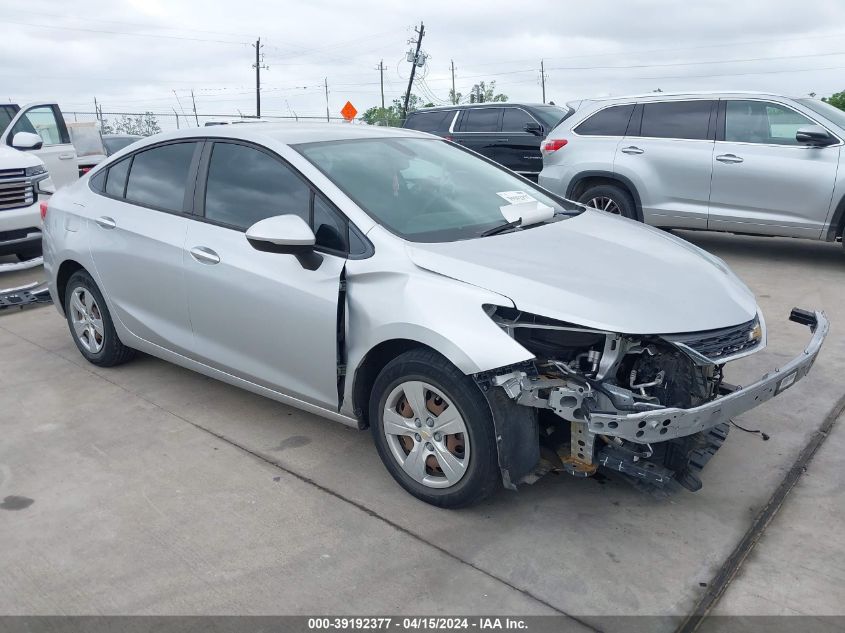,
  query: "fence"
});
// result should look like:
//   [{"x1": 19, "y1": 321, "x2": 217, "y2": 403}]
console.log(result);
[{"x1": 64, "y1": 111, "x2": 362, "y2": 135}]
